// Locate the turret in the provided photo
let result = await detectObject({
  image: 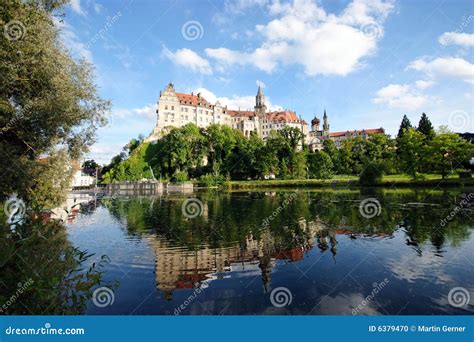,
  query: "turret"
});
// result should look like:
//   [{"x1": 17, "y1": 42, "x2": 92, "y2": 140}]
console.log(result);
[
  {"x1": 323, "y1": 109, "x2": 329, "y2": 133},
  {"x1": 311, "y1": 116, "x2": 320, "y2": 131}
]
